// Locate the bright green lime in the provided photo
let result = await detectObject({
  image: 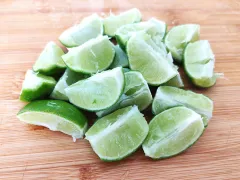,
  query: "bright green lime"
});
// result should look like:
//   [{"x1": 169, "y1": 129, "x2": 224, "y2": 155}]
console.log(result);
[
  {"x1": 17, "y1": 100, "x2": 88, "y2": 141},
  {"x1": 103, "y1": 8, "x2": 142, "y2": 37},
  {"x1": 109, "y1": 45, "x2": 129, "y2": 68},
  {"x1": 162, "y1": 74, "x2": 184, "y2": 88},
  {"x1": 62, "y1": 36, "x2": 115, "y2": 74},
  {"x1": 59, "y1": 14, "x2": 103, "y2": 48},
  {"x1": 152, "y1": 86, "x2": 213, "y2": 126},
  {"x1": 20, "y1": 70, "x2": 56, "y2": 102},
  {"x1": 65, "y1": 67, "x2": 124, "y2": 111},
  {"x1": 33, "y1": 41, "x2": 66, "y2": 75},
  {"x1": 143, "y1": 106, "x2": 204, "y2": 159},
  {"x1": 115, "y1": 19, "x2": 166, "y2": 50},
  {"x1": 127, "y1": 32, "x2": 177, "y2": 85},
  {"x1": 50, "y1": 69, "x2": 88, "y2": 101},
  {"x1": 184, "y1": 40, "x2": 219, "y2": 88},
  {"x1": 96, "y1": 71, "x2": 152, "y2": 117},
  {"x1": 86, "y1": 106, "x2": 149, "y2": 161},
  {"x1": 165, "y1": 24, "x2": 200, "y2": 63}
]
